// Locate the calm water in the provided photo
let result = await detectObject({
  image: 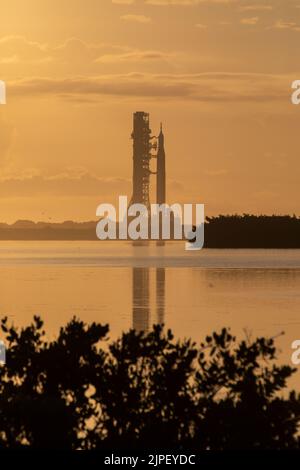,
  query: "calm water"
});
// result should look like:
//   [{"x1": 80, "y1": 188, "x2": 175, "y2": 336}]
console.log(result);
[{"x1": 0, "y1": 241, "x2": 300, "y2": 387}]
